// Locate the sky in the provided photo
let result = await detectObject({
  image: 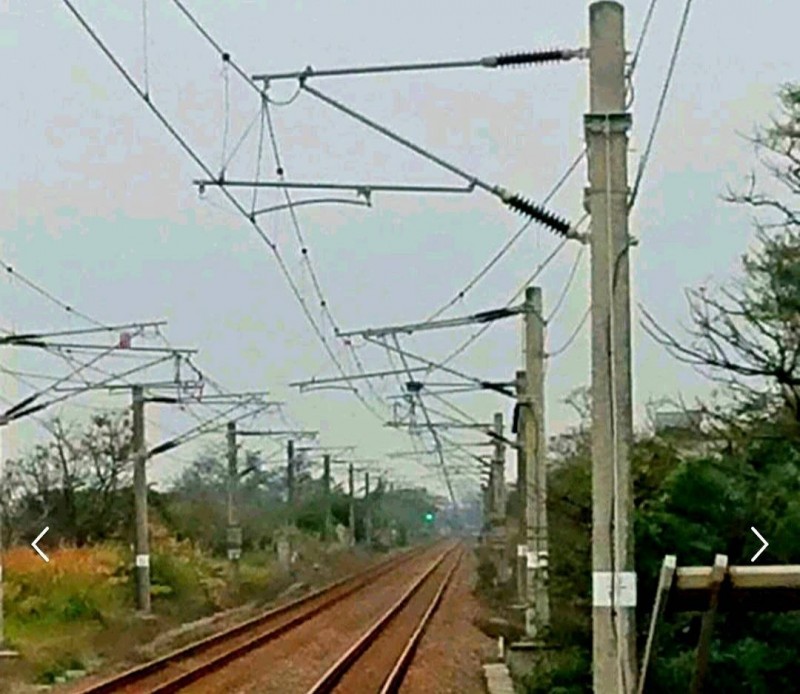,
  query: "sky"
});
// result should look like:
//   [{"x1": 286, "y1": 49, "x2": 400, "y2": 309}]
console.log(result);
[{"x1": 1, "y1": 1, "x2": 798, "y2": 501}]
